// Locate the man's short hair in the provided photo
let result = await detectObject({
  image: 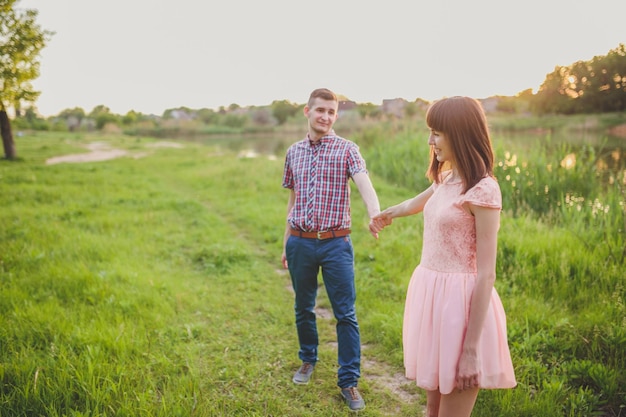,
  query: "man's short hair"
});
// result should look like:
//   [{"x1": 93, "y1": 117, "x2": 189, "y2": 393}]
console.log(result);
[{"x1": 308, "y1": 88, "x2": 337, "y2": 107}]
